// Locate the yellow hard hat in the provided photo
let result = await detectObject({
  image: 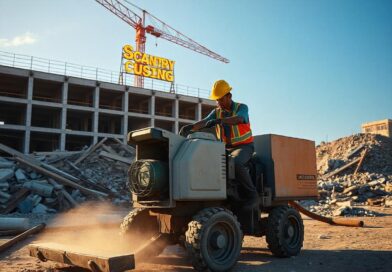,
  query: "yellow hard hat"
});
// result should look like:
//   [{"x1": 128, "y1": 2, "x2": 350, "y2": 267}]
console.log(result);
[{"x1": 209, "y1": 80, "x2": 232, "y2": 100}]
